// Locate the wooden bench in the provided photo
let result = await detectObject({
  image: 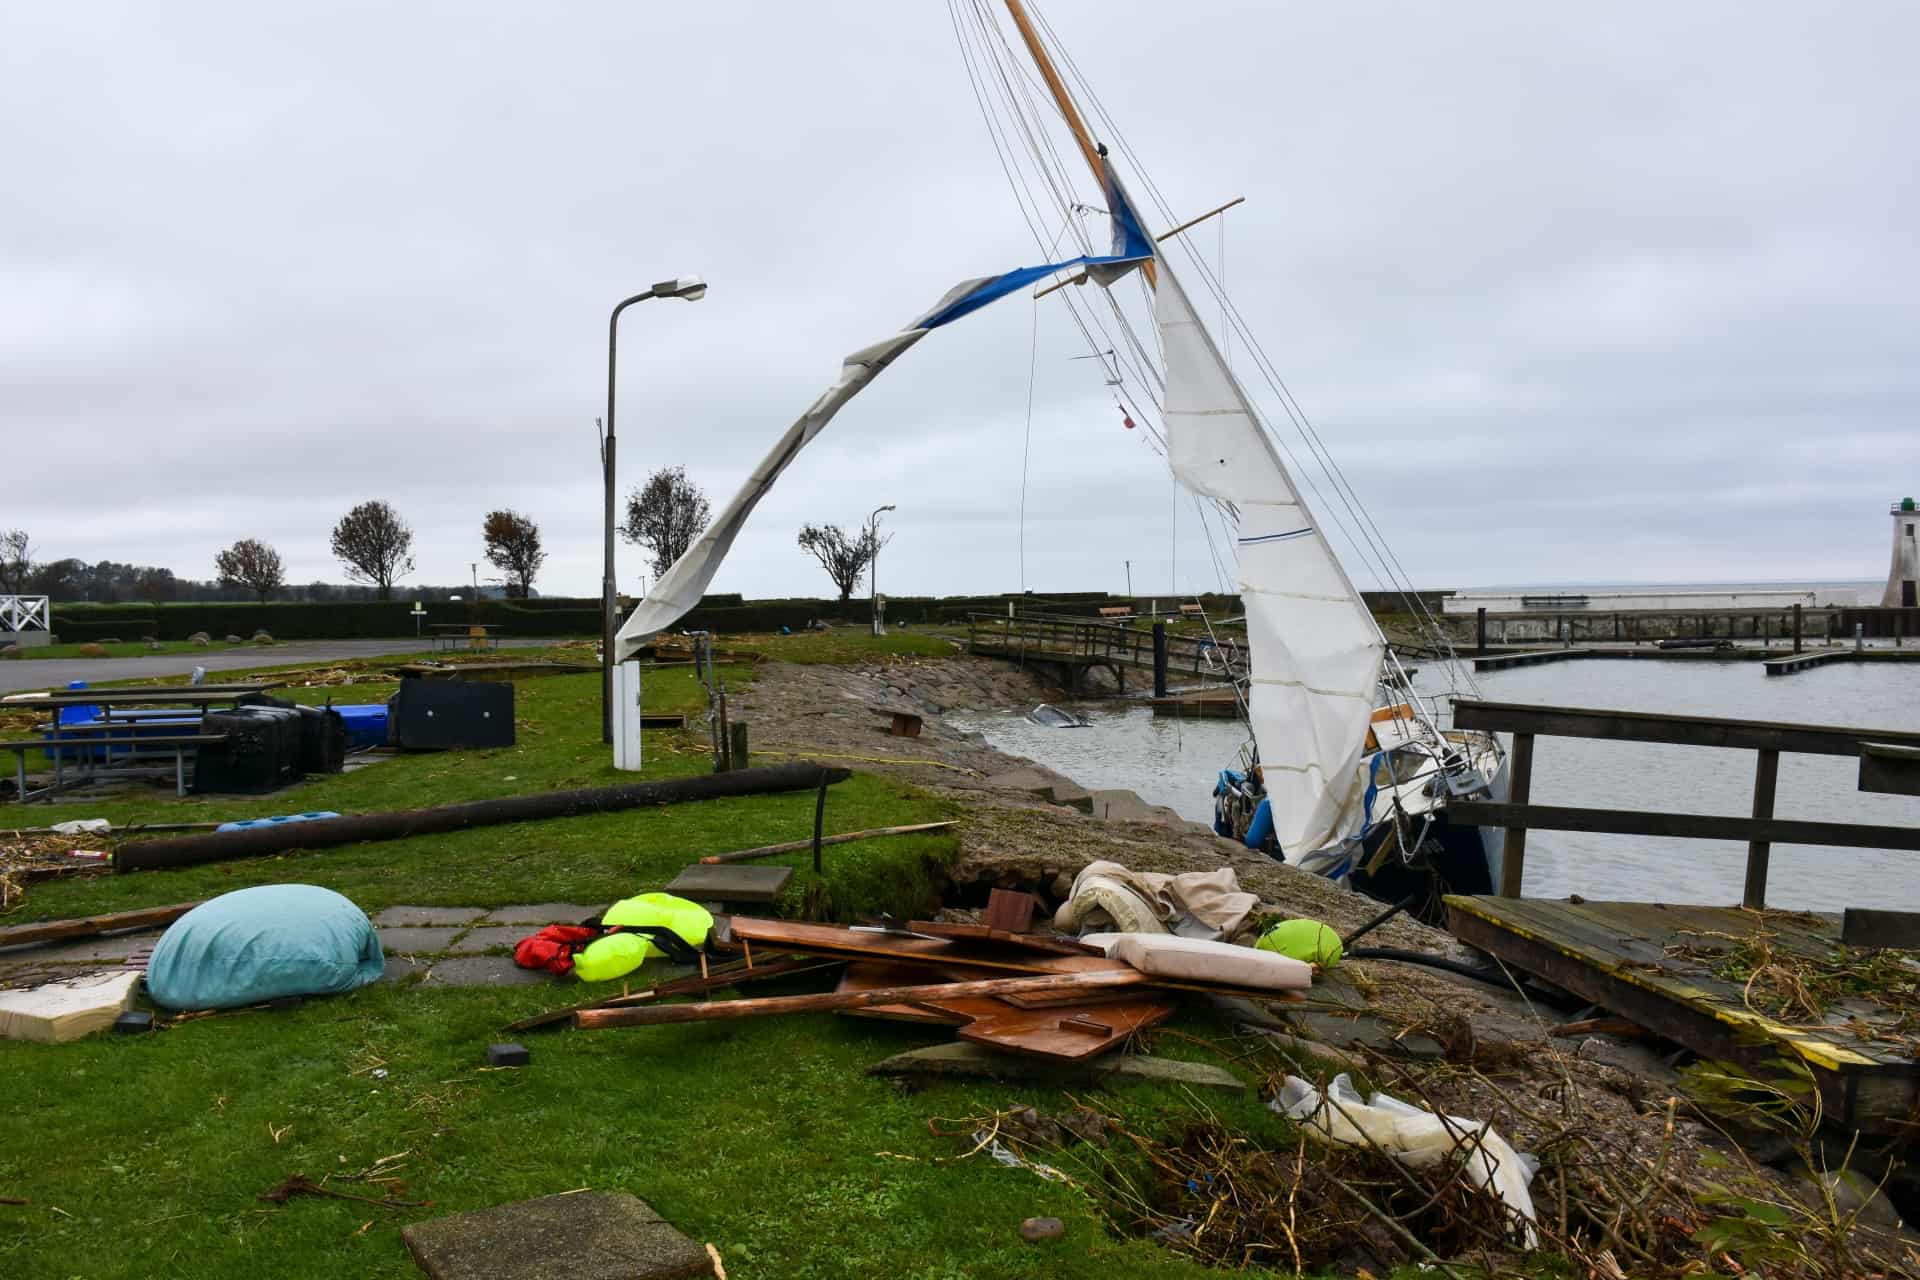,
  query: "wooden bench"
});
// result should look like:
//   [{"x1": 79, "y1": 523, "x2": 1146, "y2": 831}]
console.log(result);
[
  {"x1": 430, "y1": 624, "x2": 500, "y2": 653},
  {"x1": 3, "y1": 734, "x2": 228, "y2": 803}
]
